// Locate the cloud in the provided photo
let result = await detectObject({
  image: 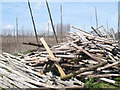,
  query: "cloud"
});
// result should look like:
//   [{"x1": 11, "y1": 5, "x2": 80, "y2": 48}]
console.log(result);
[
  {"x1": 34, "y1": 1, "x2": 44, "y2": 10},
  {"x1": 34, "y1": 2, "x2": 41, "y2": 10},
  {"x1": 3, "y1": 24, "x2": 14, "y2": 30}
]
